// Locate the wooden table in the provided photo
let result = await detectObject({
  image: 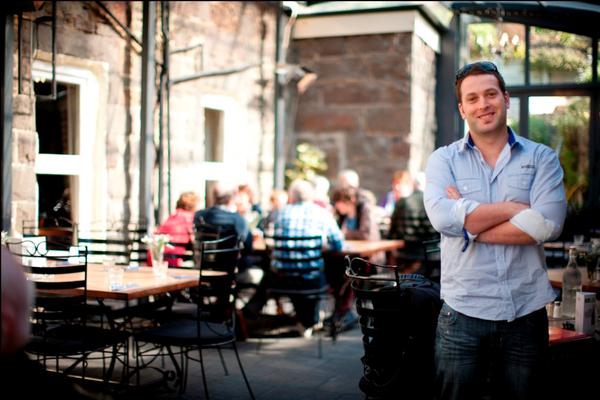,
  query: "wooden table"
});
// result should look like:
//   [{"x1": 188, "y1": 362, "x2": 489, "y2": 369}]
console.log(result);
[
  {"x1": 36, "y1": 263, "x2": 224, "y2": 301},
  {"x1": 331, "y1": 239, "x2": 404, "y2": 258},
  {"x1": 86, "y1": 264, "x2": 225, "y2": 300},
  {"x1": 252, "y1": 238, "x2": 404, "y2": 258},
  {"x1": 548, "y1": 324, "x2": 592, "y2": 345},
  {"x1": 547, "y1": 266, "x2": 600, "y2": 293}
]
